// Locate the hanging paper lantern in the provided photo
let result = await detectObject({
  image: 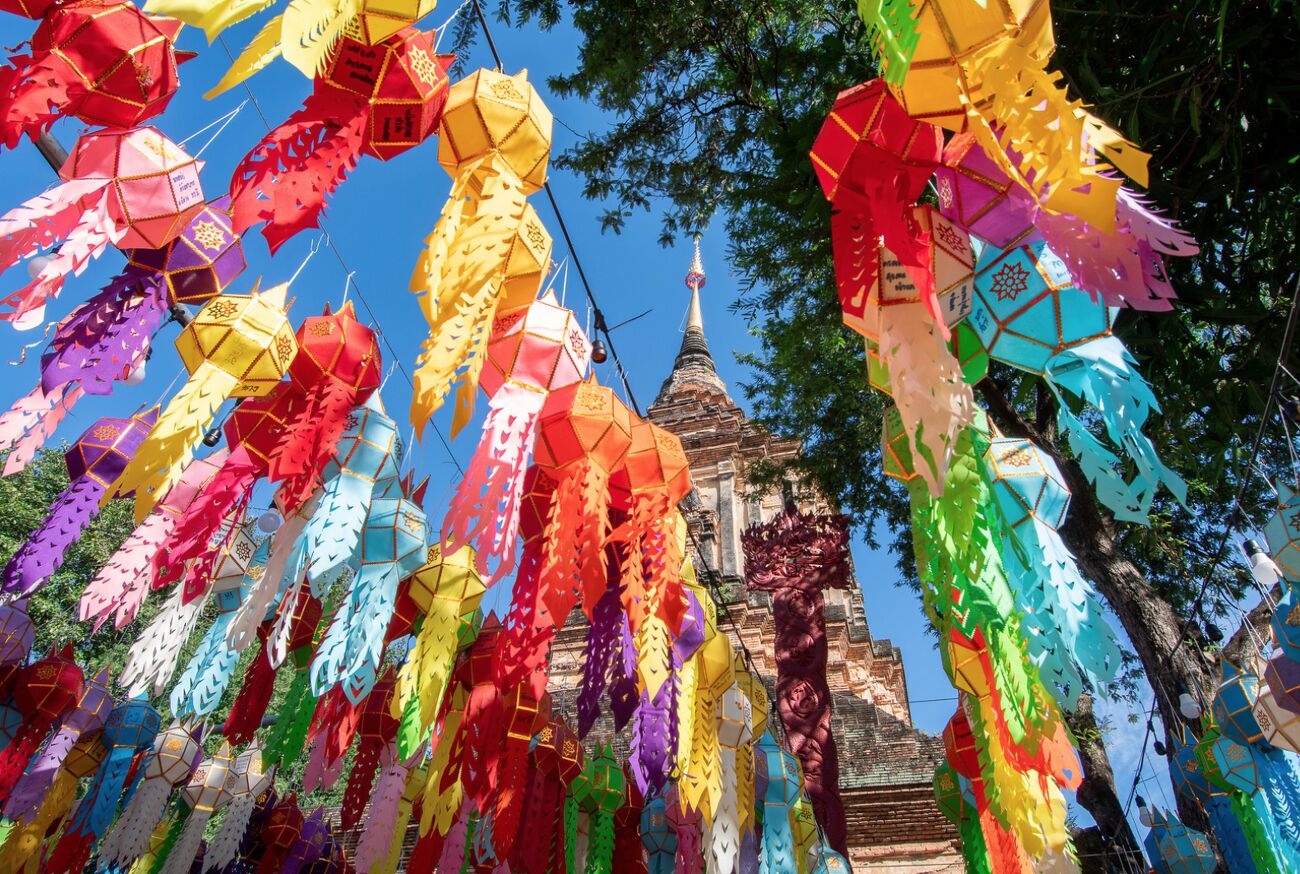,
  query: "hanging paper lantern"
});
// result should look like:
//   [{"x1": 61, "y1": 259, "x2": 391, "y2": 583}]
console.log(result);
[
  {"x1": 119, "y1": 521, "x2": 258, "y2": 698},
  {"x1": 511, "y1": 719, "x2": 583, "y2": 874},
  {"x1": 395, "y1": 543, "x2": 484, "y2": 757},
  {"x1": 610, "y1": 419, "x2": 691, "y2": 633},
  {"x1": 1, "y1": 407, "x2": 157, "y2": 596},
  {"x1": 96, "y1": 720, "x2": 203, "y2": 872},
  {"x1": 857, "y1": 0, "x2": 1148, "y2": 229},
  {"x1": 935, "y1": 133, "x2": 1198, "y2": 311},
  {"x1": 265, "y1": 303, "x2": 381, "y2": 514},
  {"x1": 229, "y1": 28, "x2": 452, "y2": 251},
  {"x1": 709, "y1": 683, "x2": 753, "y2": 874},
  {"x1": 44, "y1": 696, "x2": 161, "y2": 874},
  {"x1": 983, "y1": 434, "x2": 1120, "y2": 704},
  {"x1": 1214, "y1": 661, "x2": 1272, "y2": 749},
  {"x1": 1144, "y1": 810, "x2": 1217, "y2": 874},
  {"x1": 0, "y1": 0, "x2": 192, "y2": 149},
  {"x1": 1265, "y1": 483, "x2": 1300, "y2": 583},
  {"x1": 444, "y1": 291, "x2": 591, "y2": 580},
  {"x1": 0, "y1": 666, "x2": 110, "y2": 820},
  {"x1": 205, "y1": 742, "x2": 274, "y2": 871},
  {"x1": 0, "y1": 126, "x2": 205, "y2": 327},
  {"x1": 1265, "y1": 654, "x2": 1300, "y2": 715},
  {"x1": 571, "y1": 744, "x2": 625, "y2": 874},
  {"x1": 109, "y1": 283, "x2": 297, "y2": 521},
  {"x1": 1255, "y1": 684, "x2": 1300, "y2": 755},
  {"x1": 160, "y1": 741, "x2": 235, "y2": 874},
  {"x1": 312, "y1": 492, "x2": 429, "y2": 700},
  {"x1": 756, "y1": 732, "x2": 800, "y2": 874},
  {"x1": 257, "y1": 792, "x2": 306, "y2": 874},
  {"x1": 1195, "y1": 728, "x2": 1261, "y2": 797},
  {"x1": 0, "y1": 731, "x2": 105, "y2": 871},
  {"x1": 534, "y1": 379, "x2": 635, "y2": 619},
  {"x1": 156, "y1": 380, "x2": 299, "y2": 587},
  {"x1": 969, "y1": 240, "x2": 1186, "y2": 522},
  {"x1": 410, "y1": 67, "x2": 554, "y2": 436}
]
